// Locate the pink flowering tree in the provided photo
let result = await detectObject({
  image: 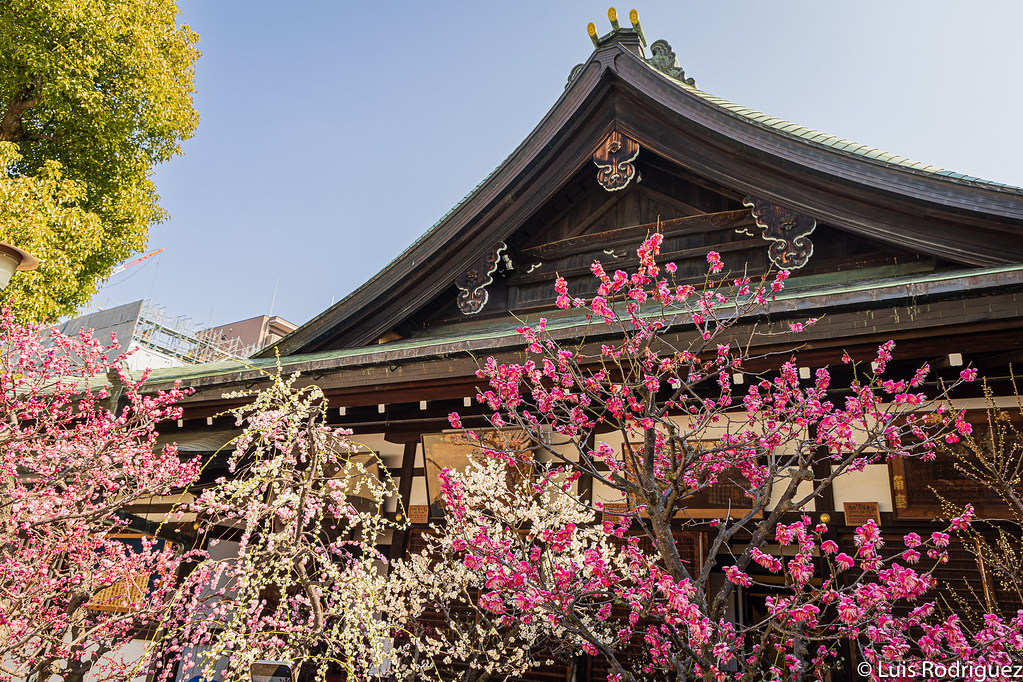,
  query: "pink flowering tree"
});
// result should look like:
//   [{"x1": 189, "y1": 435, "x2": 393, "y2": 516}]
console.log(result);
[
  {"x1": 385, "y1": 235, "x2": 1014, "y2": 681},
  {"x1": 0, "y1": 310, "x2": 198, "y2": 682},
  {"x1": 156, "y1": 371, "x2": 400, "y2": 682}
]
